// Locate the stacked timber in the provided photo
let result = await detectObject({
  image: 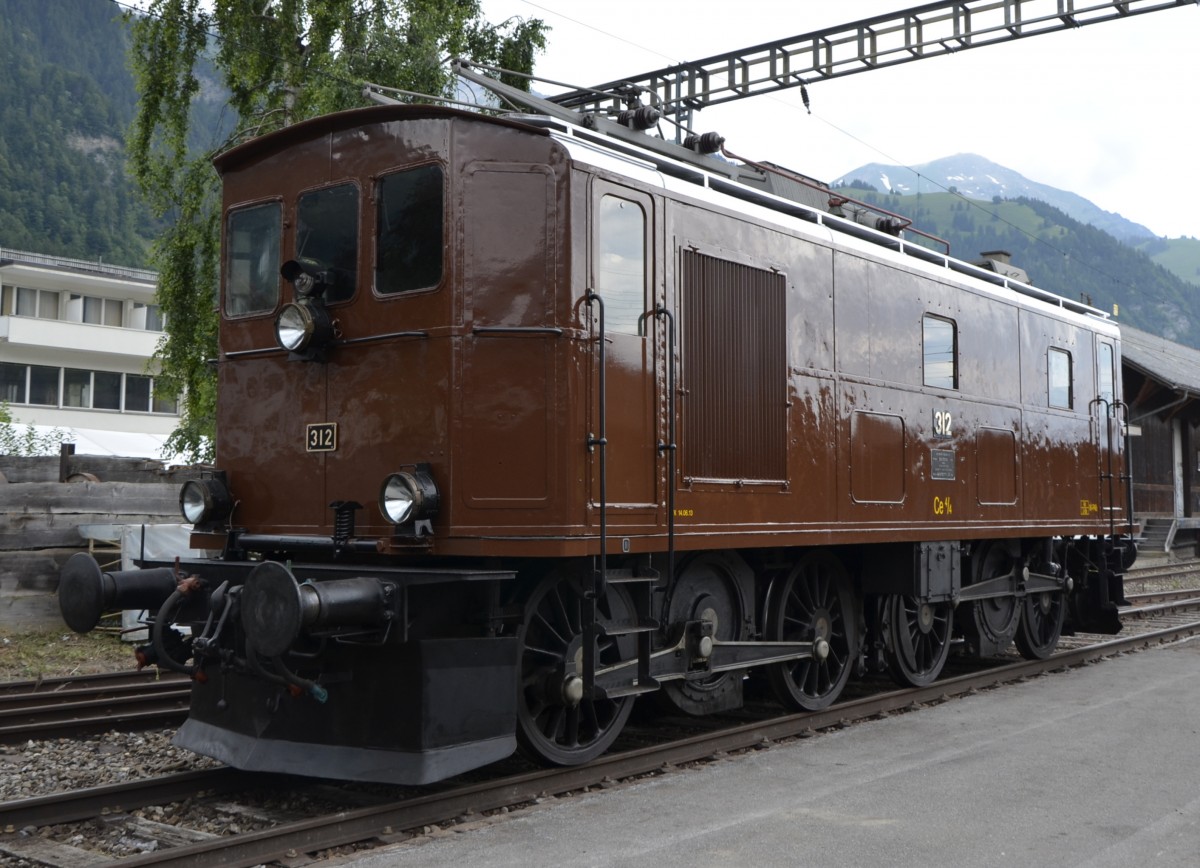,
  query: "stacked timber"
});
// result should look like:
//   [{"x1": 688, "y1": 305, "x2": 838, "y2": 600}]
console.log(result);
[{"x1": 0, "y1": 455, "x2": 201, "y2": 629}]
